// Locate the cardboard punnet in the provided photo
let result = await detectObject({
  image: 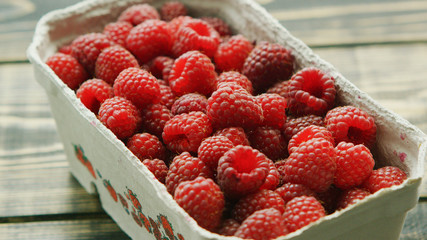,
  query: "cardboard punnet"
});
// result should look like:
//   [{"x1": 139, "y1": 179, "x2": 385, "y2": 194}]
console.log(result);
[{"x1": 27, "y1": 0, "x2": 425, "y2": 239}]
